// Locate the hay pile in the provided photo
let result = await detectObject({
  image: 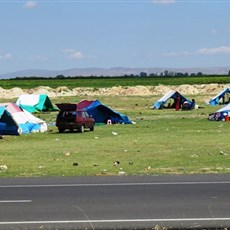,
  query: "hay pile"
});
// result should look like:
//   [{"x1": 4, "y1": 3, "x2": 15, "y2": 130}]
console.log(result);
[{"x1": 0, "y1": 83, "x2": 229, "y2": 99}]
